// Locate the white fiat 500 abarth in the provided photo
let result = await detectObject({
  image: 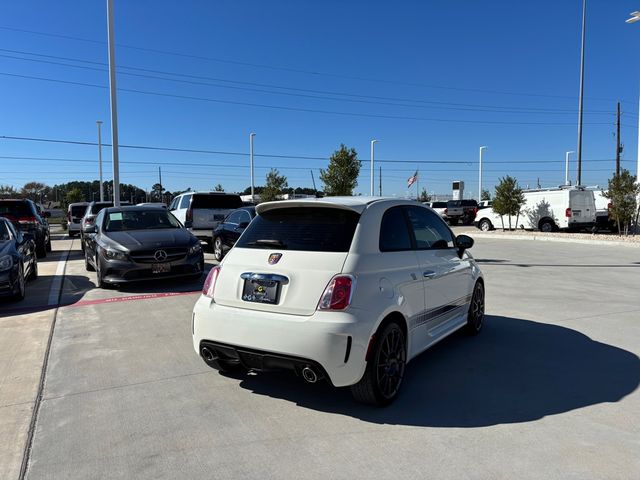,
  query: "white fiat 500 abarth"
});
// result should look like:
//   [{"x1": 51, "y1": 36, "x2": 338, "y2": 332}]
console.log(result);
[{"x1": 192, "y1": 197, "x2": 484, "y2": 405}]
